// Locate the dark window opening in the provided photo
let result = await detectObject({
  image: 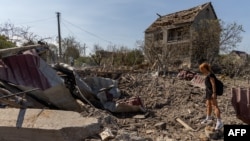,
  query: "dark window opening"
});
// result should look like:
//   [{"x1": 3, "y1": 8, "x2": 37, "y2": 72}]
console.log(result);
[
  {"x1": 167, "y1": 27, "x2": 189, "y2": 42},
  {"x1": 154, "y1": 32, "x2": 163, "y2": 41}
]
